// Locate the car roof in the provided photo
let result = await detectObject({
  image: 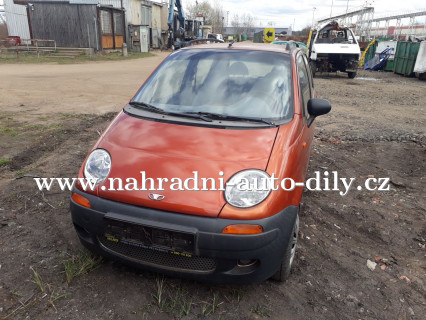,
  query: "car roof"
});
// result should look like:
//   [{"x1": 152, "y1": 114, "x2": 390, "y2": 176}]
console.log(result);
[{"x1": 181, "y1": 42, "x2": 294, "y2": 55}]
